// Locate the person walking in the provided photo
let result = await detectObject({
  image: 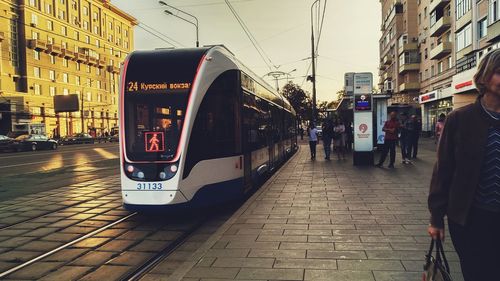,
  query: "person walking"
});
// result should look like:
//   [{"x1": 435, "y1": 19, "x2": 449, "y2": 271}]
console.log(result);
[
  {"x1": 322, "y1": 119, "x2": 334, "y2": 160},
  {"x1": 434, "y1": 113, "x2": 446, "y2": 144},
  {"x1": 428, "y1": 49, "x2": 500, "y2": 281},
  {"x1": 299, "y1": 126, "x2": 304, "y2": 140},
  {"x1": 375, "y1": 111, "x2": 400, "y2": 168},
  {"x1": 333, "y1": 120, "x2": 346, "y2": 160},
  {"x1": 408, "y1": 115, "x2": 421, "y2": 158},
  {"x1": 399, "y1": 112, "x2": 411, "y2": 164},
  {"x1": 307, "y1": 122, "x2": 318, "y2": 160}
]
